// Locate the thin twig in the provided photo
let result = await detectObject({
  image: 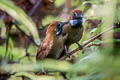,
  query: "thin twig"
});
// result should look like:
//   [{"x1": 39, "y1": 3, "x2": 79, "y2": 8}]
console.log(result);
[
  {"x1": 4, "y1": 23, "x2": 12, "y2": 59},
  {"x1": 0, "y1": 13, "x2": 6, "y2": 20},
  {"x1": 14, "y1": 22, "x2": 39, "y2": 47},
  {"x1": 60, "y1": 26, "x2": 114, "y2": 60},
  {"x1": 13, "y1": 0, "x2": 42, "y2": 47},
  {"x1": 15, "y1": 47, "x2": 35, "y2": 63},
  {"x1": 28, "y1": 0, "x2": 42, "y2": 16}
]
